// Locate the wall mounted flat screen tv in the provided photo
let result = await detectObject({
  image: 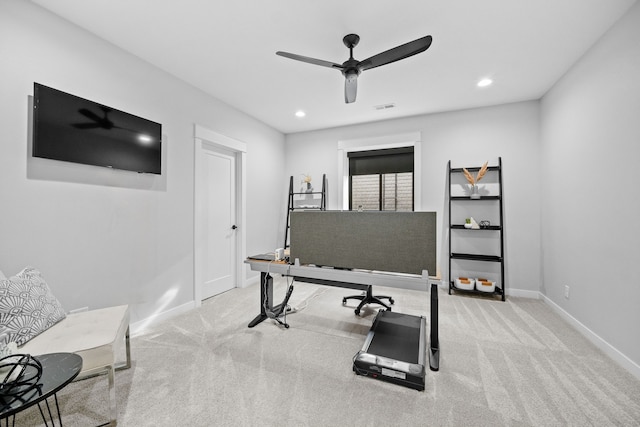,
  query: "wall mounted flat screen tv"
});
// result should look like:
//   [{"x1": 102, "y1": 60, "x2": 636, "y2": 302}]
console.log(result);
[{"x1": 32, "y1": 83, "x2": 162, "y2": 174}]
